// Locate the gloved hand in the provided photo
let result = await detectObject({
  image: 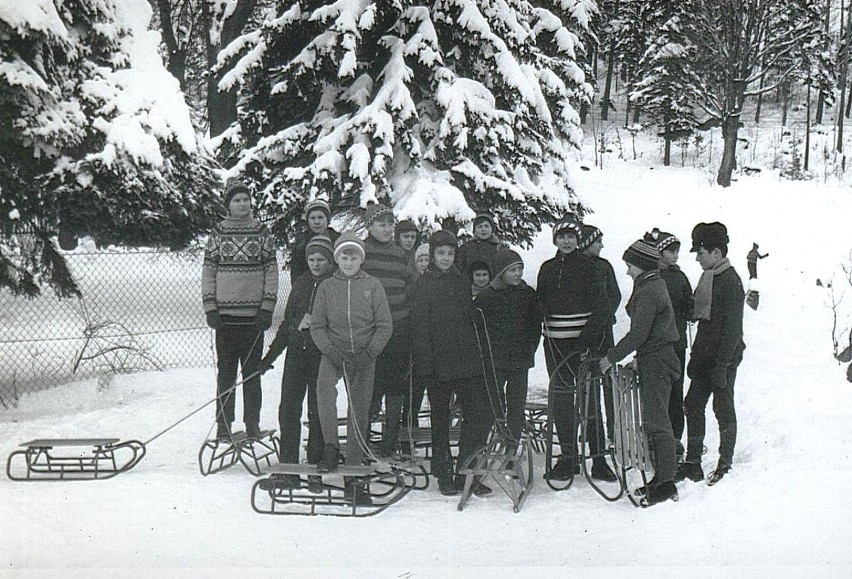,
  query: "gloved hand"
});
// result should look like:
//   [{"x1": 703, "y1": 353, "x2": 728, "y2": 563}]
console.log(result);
[
  {"x1": 352, "y1": 350, "x2": 374, "y2": 370},
  {"x1": 255, "y1": 310, "x2": 273, "y2": 331},
  {"x1": 713, "y1": 364, "x2": 729, "y2": 390},
  {"x1": 258, "y1": 357, "x2": 275, "y2": 375},
  {"x1": 206, "y1": 311, "x2": 221, "y2": 330}
]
